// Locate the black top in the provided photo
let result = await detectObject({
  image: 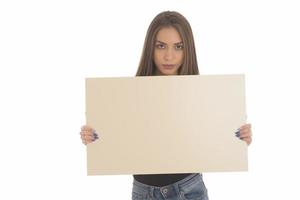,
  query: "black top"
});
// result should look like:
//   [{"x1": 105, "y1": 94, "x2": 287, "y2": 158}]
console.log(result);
[{"x1": 133, "y1": 173, "x2": 192, "y2": 187}]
